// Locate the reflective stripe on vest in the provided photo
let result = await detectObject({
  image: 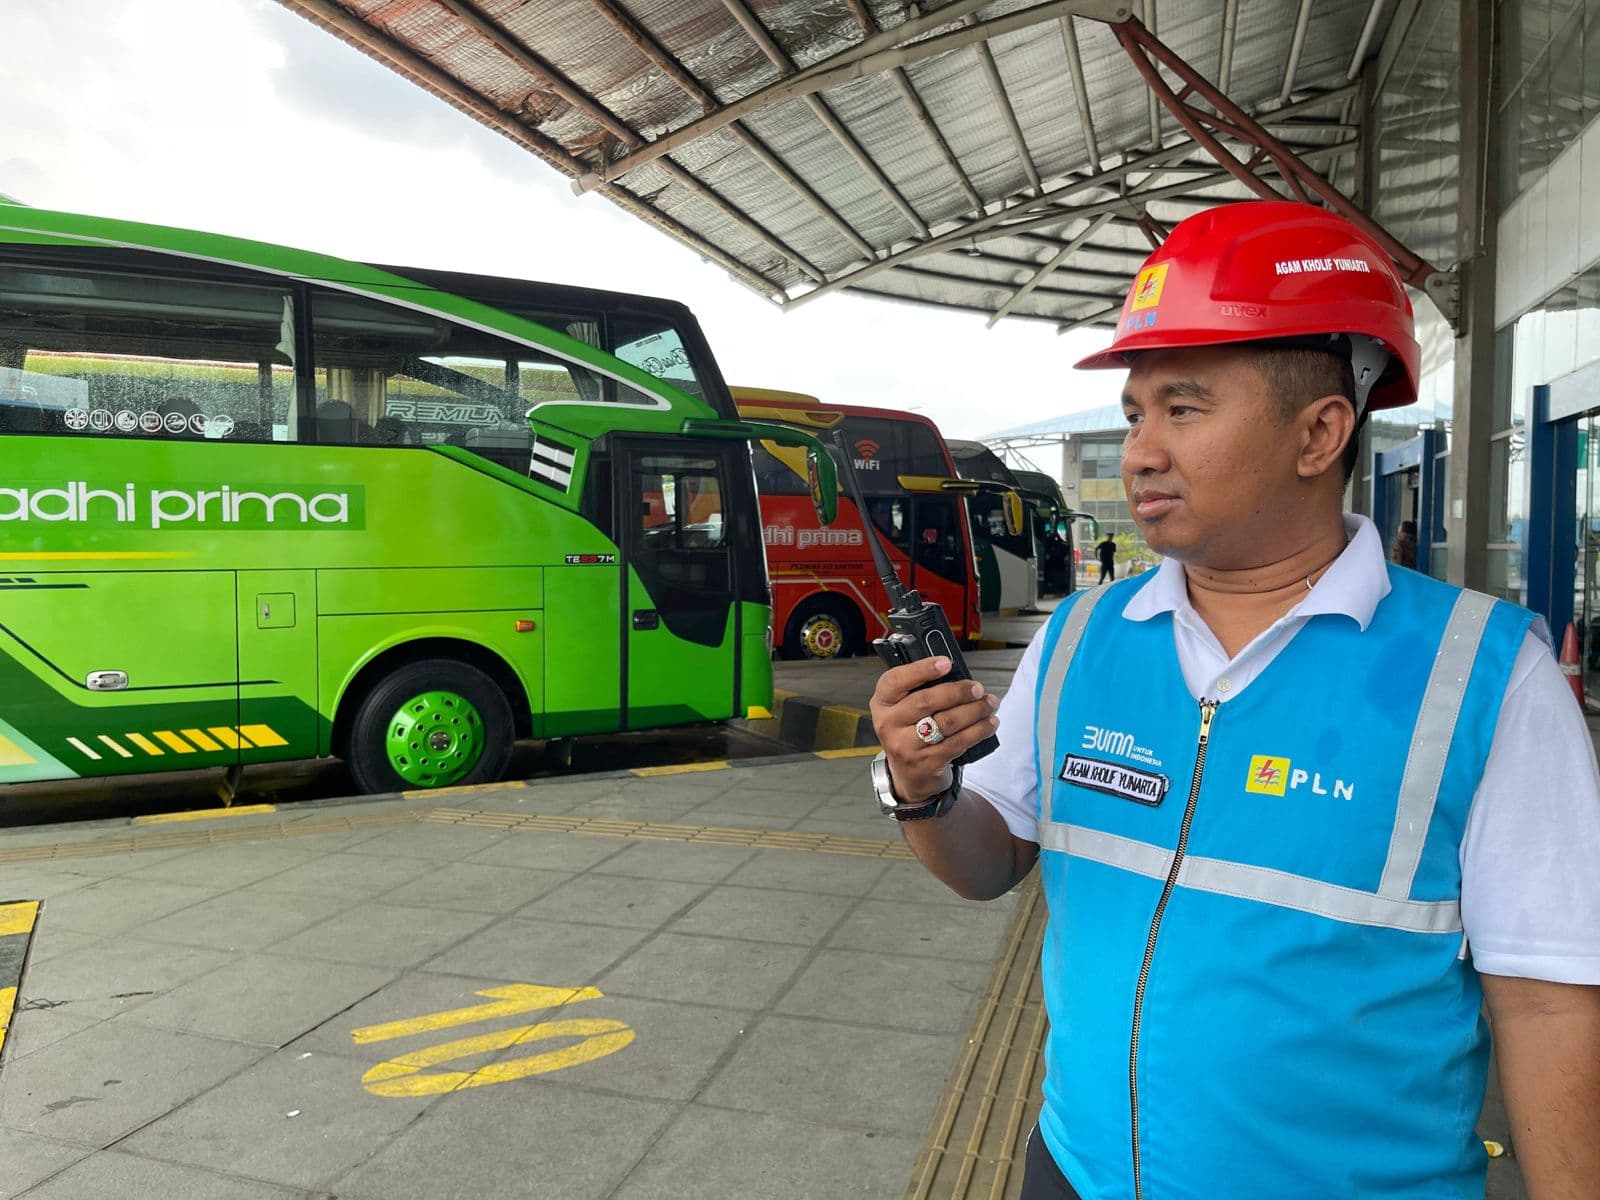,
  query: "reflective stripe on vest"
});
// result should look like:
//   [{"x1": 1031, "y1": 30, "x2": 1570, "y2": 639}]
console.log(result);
[{"x1": 1035, "y1": 588, "x2": 1494, "y2": 933}]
